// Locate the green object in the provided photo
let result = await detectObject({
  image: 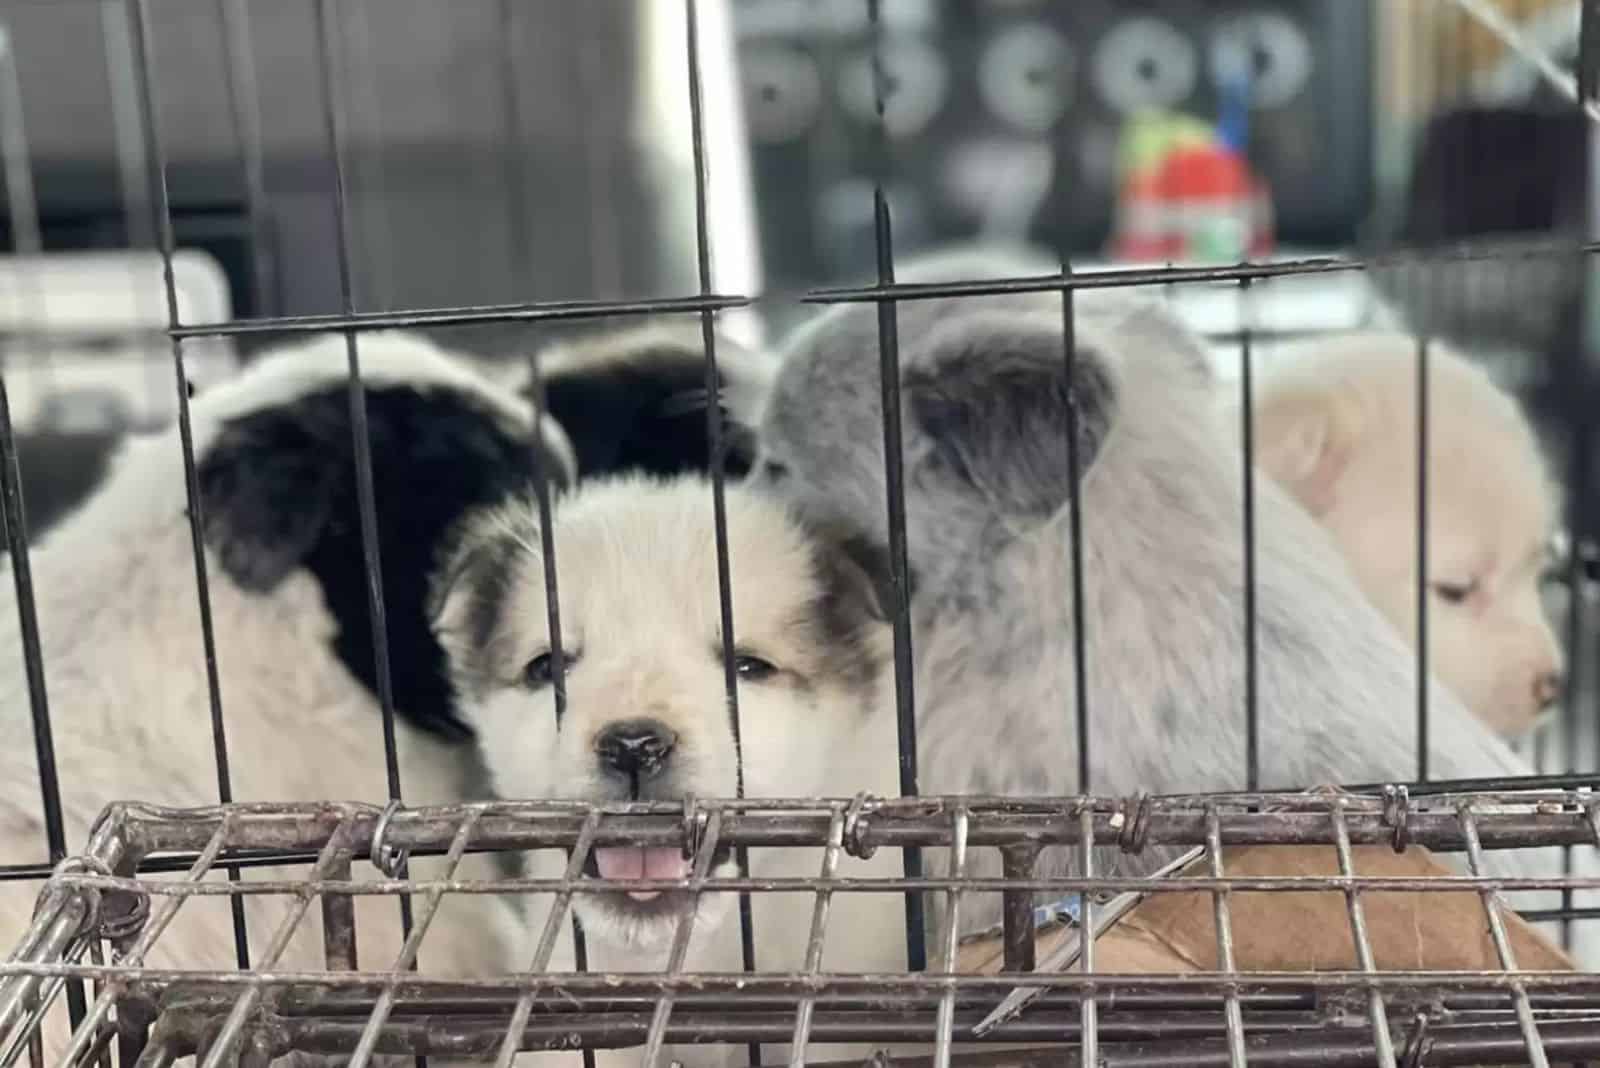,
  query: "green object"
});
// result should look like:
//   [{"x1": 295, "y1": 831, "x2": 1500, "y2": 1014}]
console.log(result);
[{"x1": 1116, "y1": 109, "x2": 1218, "y2": 182}]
